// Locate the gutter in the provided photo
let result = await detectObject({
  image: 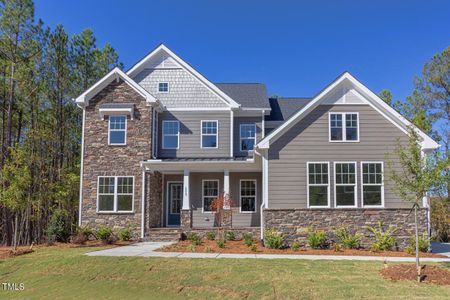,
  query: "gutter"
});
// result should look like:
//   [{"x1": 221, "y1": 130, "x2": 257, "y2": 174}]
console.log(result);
[{"x1": 254, "y1": 148, "x2": 265, "y2": 241}]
